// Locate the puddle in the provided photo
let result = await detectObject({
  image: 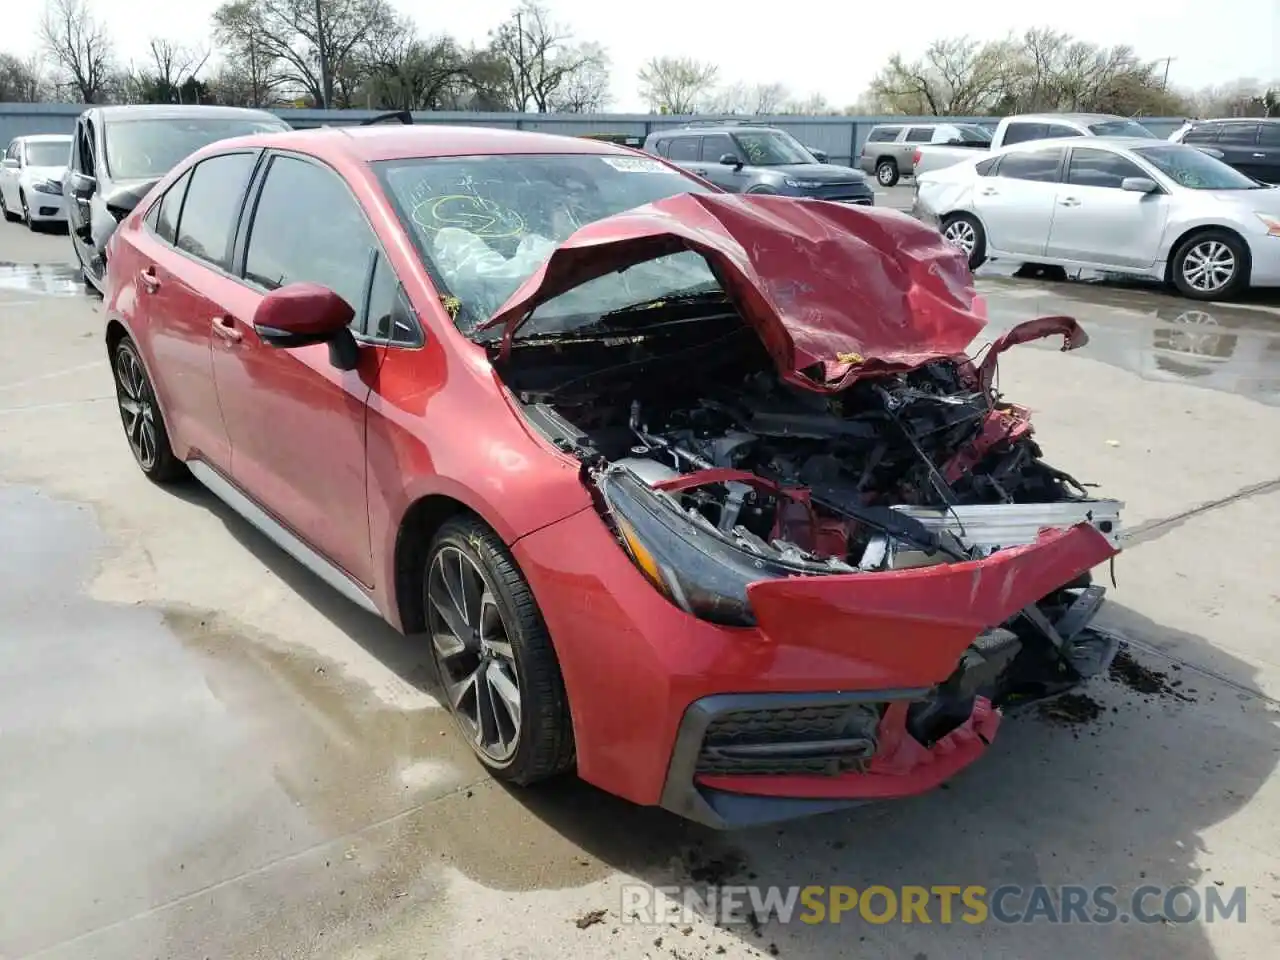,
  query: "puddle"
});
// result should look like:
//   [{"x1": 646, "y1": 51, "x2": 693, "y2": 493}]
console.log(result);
[{"x1": 0, "y1": 261, "x2": 83, "y2": 298}]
